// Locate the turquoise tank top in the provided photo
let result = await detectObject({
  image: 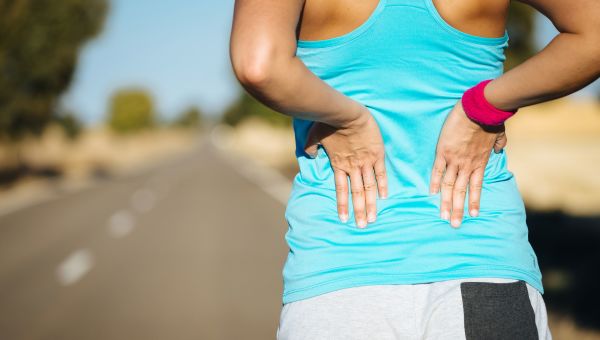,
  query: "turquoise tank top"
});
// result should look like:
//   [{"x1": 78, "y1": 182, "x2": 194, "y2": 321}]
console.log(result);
[{"x1": 282, "y1": 0, "x2": 543, "y2": 304}]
